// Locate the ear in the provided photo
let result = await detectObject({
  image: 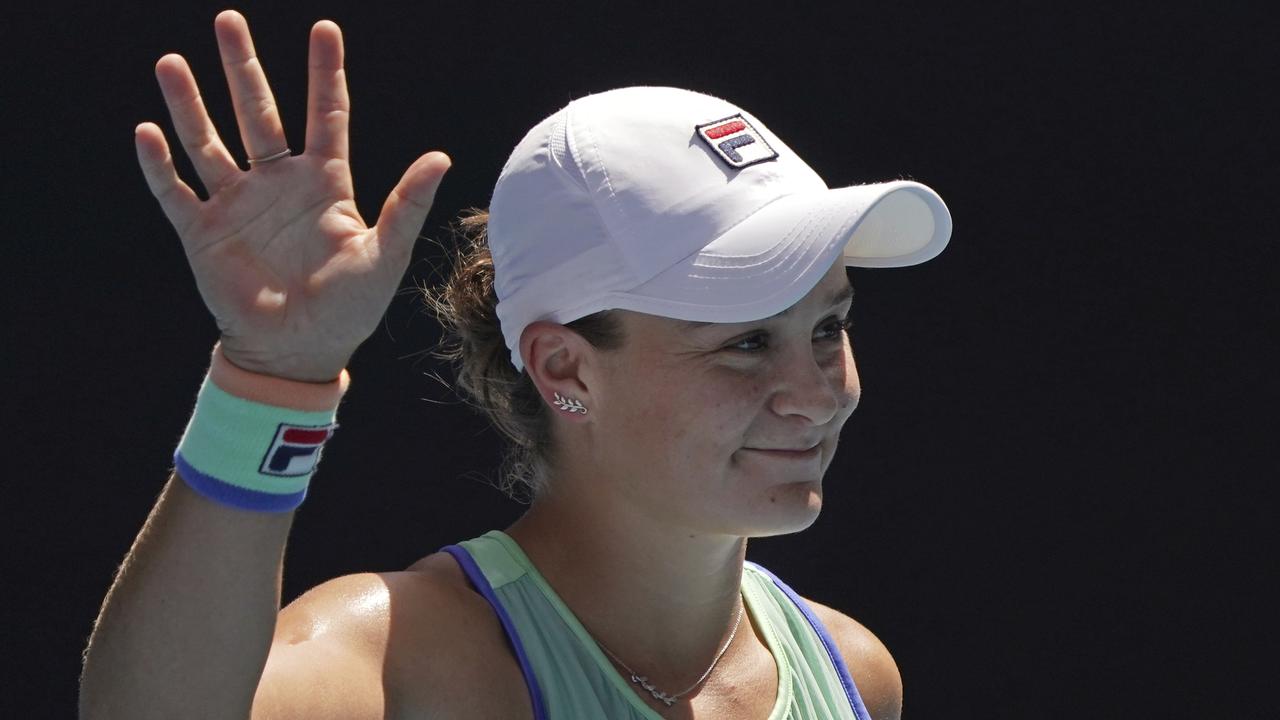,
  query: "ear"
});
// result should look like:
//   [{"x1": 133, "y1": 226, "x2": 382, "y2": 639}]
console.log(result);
[{"x1": 520, "y1": 321, "x2": 594, "y2": 424}]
